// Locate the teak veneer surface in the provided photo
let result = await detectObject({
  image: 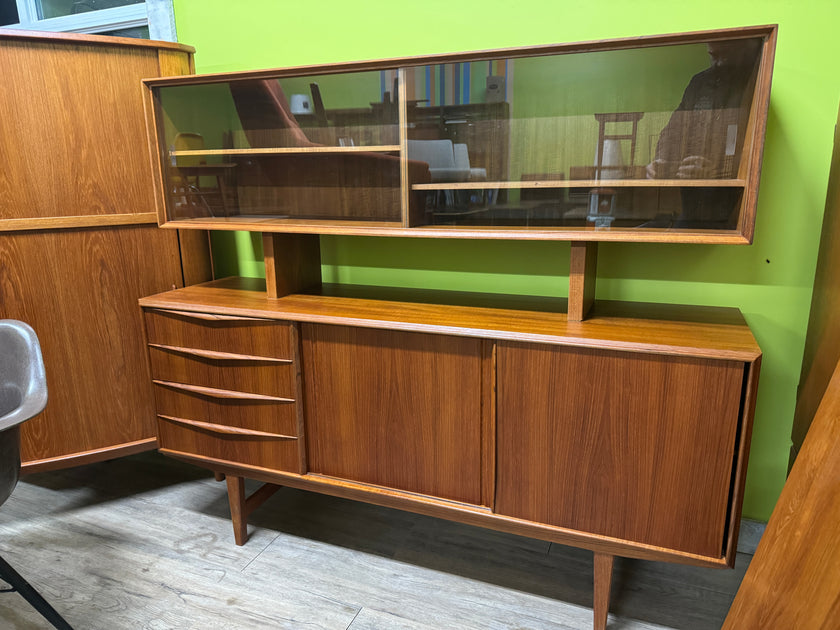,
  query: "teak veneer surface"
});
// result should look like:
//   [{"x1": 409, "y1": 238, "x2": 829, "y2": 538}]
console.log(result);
[
  {"x1": 0, "y1": 33, "x2": 211, "y2": 472},
  {"x1": 724, "y1": 359, "x2": 840, "y2": 628},
  {"x1": 139, "y1": 277, "x2": 761, "y2": 362},
  {"x1": 3, "y1": 226, "x2": 184, "y2": 465},
  {"x1": 496, "y1": 342, "x2": 744, "y2": 558},
  {"x1": 0, "y1": 27, "x2": 193, "y2": 52},
  {"x1": 790, "y1": 104, "x2": 840, "y2": 464},
  {"x1": 0, "y1": 37, "x2": 160, "y2": 222},
  {"x1": 301, "y1": 325, "x2": 483, "y2": 505}
]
